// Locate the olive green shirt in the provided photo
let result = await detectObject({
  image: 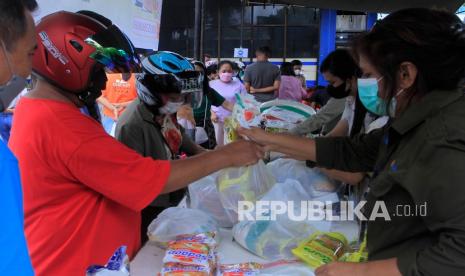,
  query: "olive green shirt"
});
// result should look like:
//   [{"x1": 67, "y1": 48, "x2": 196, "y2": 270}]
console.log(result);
[{"x1": 315, "y1": 89, "x2": 465, "y2": 275}]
